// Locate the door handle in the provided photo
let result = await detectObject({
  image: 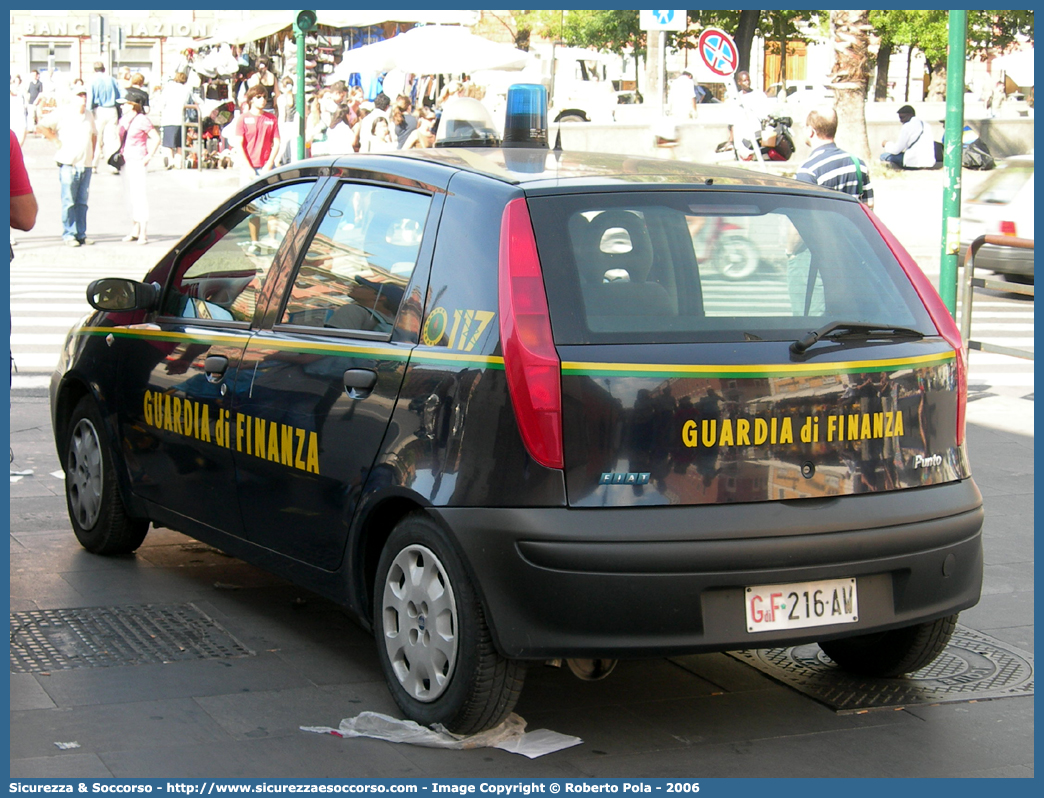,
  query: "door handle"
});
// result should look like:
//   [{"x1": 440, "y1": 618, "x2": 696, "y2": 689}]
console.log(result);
[
  {"x1": 204, "y1": 355, "x2": 229, "y2": 383},
  {"x1": 343, "y1": 368, "x2": 378, "y2": 398}
]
